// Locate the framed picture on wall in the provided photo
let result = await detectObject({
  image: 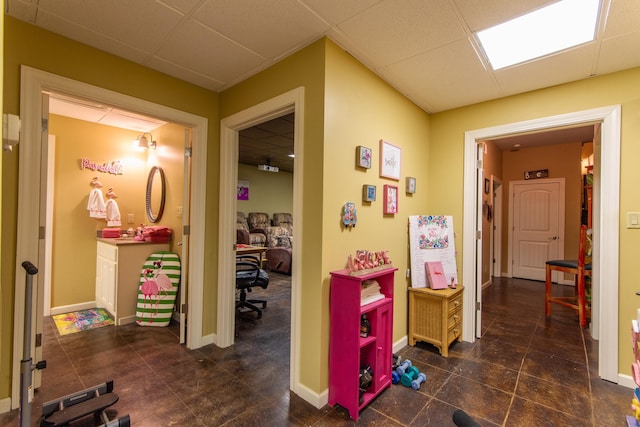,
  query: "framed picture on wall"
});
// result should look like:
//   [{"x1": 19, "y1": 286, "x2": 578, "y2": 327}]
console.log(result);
[
  {"x1": 383, "y1": 184, "x2": 398, "y2": 214},
  {"x1": 363, "y1": 184, "x2": 376, "y2": 202},
  {"x1": 379, "y1": 139, "x2": 401, "y2": 180},
  {"x1": 406, "y1": 177, "x2": 416, "y2": 194},
  {"x1": 356, "y1": 146, "x2": 372, "y2": 169},
  {"x1": 484, "y1": 178, "x2": 490, "y2": 194}
]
